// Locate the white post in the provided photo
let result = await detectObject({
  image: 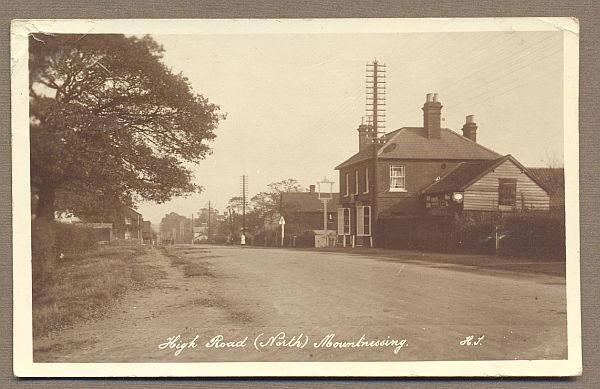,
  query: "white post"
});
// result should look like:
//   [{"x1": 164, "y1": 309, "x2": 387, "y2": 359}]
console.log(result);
[
  {"x1": 322, "y1": 198, "x2": 330, "y2": 246},
  {"x1": 323, "y1": 200, "x2": 328, "y2": 232},
  {"x1": 279, "y1": 216, "x2": 286, "y2": 247},
  {"x1": 495, "y1": 225, "x2": 499, "y2": 253}
]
